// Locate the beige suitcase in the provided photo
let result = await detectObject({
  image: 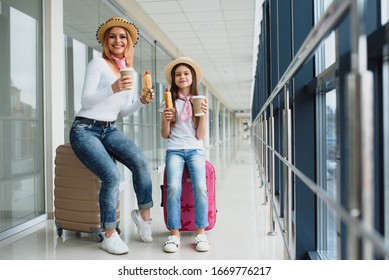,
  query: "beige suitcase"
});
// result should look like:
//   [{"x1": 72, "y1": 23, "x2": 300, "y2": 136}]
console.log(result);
[{"x1": 54, "y1": 144, "x2": 120, "y2": 242}]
